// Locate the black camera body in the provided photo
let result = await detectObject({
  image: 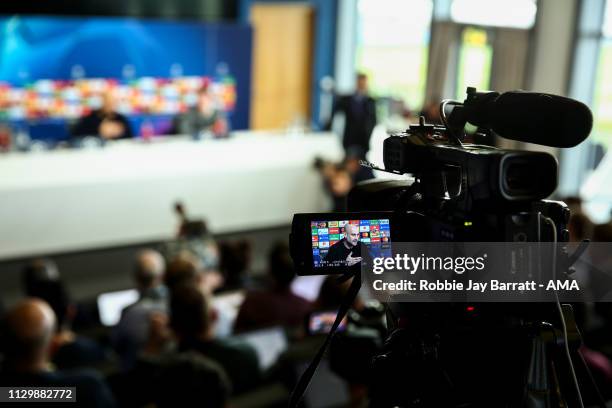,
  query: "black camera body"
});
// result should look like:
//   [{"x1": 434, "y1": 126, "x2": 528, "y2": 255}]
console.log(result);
[
  {"x1": 383, "y1": 129, "x2": 558, "y2": 208},
  {"x1": 289, "y1": 89, "x2": 595, "y2": 407},
  {"x1": 352, "y1": 128, "x2": 565, "y2": 244},
  {"x1": 343, "y1": 169, "x2": 574, "y2": 408}
]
